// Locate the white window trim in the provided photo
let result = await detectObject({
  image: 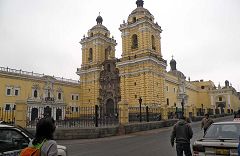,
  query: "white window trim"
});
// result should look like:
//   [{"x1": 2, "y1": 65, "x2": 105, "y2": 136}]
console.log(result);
[
  {"x1": 75, "y1": 107, "x2": 79, "y2": 112},
  {"x1": 57, "y1": 92, "x2": 63, "y2": 100},
  {"x1": 71, "y1": 94, "x2": 80, "y2": 101},
  {"x1": 32, "y1": 89, "x2": 39, "y2": 98},
  {"x1": 14, "y1": 88, "x2": 20, "y2": 96},
  {"x1": 6, "y1": 87, "x2": 13, "y2": 96},
  {"x1": 69, "y1": 104, "x2": 78, "y2": 112},
  {"x1": 4, "y1": 103, "x2": 15, "y2": 111}
]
